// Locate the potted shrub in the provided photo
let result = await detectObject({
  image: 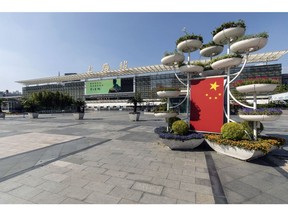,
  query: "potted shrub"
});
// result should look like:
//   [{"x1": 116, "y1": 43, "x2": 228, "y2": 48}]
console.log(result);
[
  {"x1": 211, "y1": 53, "x2": 243, "y2": 70},
  {"x1": 212, "y1": 19, "x2": 246, "y2": 45},
  {"x1": 200, "y1": 41, "x2": 224, "y2": 57},
  {"x1": 21, "y1": 97, "x2": 40, "y2": 119},
  {"x1": 238, "y1": 107, "x2": 283, "y2": 121},
  {"x1": 156, "y1": 87, "x2": 181, "y2": 98},
  {"x1": 161, "y1": 50, "x2": 185, "y2": 66},
  {"x1": 176, "y1": 32, "x2": 203, "y2": 53},
  {"x1": 205, "y1": 122, "x2": 285, "y2": 160},
  {"x1": 200, "y1": 64, "x2": 224, "y2": 77},
  {"x1": 233, "y1": 77, "x2": 280, "y2": 93},
  {"x1": 154, "y1": 119, "x2": 204, "y2": 150},
  {"x1": 73, "y1": 99, "x2": 86, "y2": 120},
  {"x1": 127, "y1": 92, "x2": 143, "y2": 121},
  {"x1": 178, "y1": 61, "x2": 204, "y2": 74},
  {"x1": 230, "y1": 32, "x2": 269, "y2": 54},
  {"x1": 153, "y1": 100, "x2": 178, "y2": 119}
]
